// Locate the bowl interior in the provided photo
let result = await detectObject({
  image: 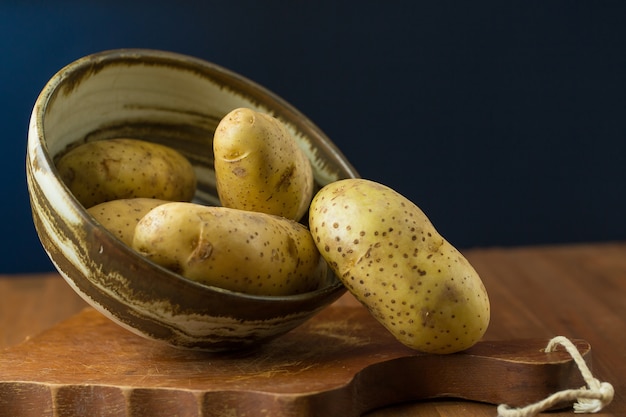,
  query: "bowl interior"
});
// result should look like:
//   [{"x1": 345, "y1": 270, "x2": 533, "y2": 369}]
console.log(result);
[
  {"x1": 40, "y1": 49, "x2": 357, "y2": 206},
  {"x1": 27, "y1": 49, "x2": 358, "y2": 350}
]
